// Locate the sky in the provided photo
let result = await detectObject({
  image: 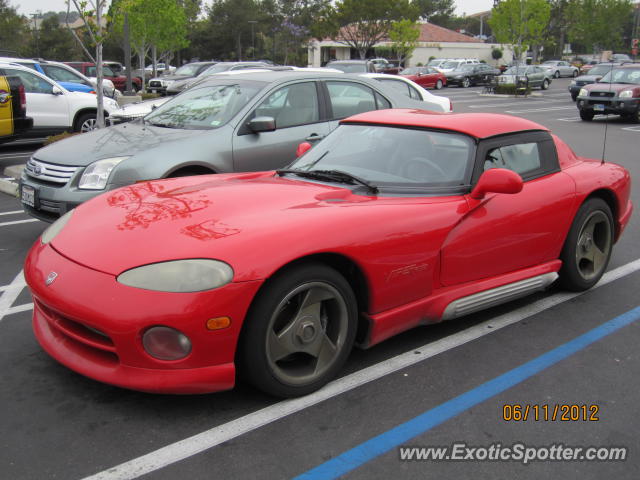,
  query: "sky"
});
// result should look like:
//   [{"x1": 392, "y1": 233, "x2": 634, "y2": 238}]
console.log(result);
[{"x1": 12, "y1": 0, "x2": 496, "y2": 19}]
